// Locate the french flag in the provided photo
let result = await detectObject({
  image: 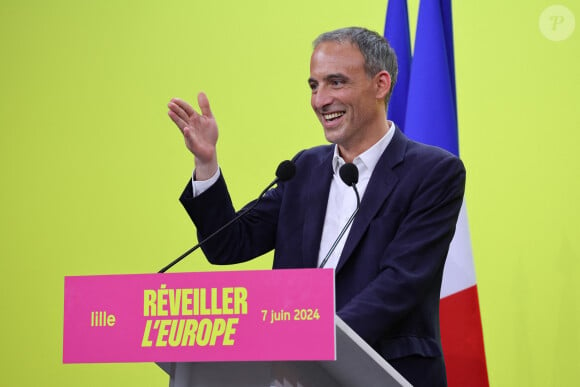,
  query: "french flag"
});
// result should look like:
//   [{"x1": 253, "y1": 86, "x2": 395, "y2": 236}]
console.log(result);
[{"x1": 385, "y1": 1, "x2": 489, "y2": 385}]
